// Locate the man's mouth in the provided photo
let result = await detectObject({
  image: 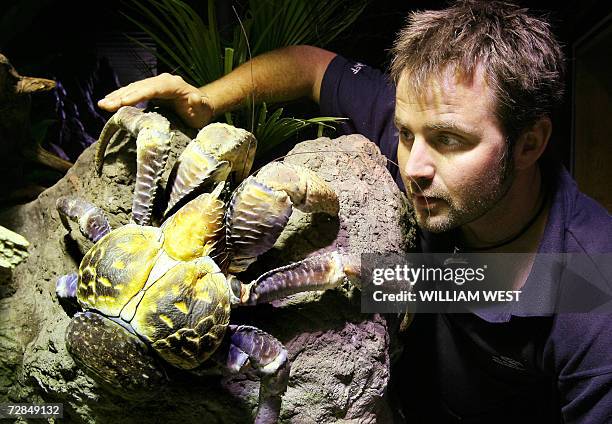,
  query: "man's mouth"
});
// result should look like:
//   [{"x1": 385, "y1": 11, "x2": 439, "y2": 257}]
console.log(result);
[{"x1": 412, "y1": 194, "x2": 441, "y2": 208}]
